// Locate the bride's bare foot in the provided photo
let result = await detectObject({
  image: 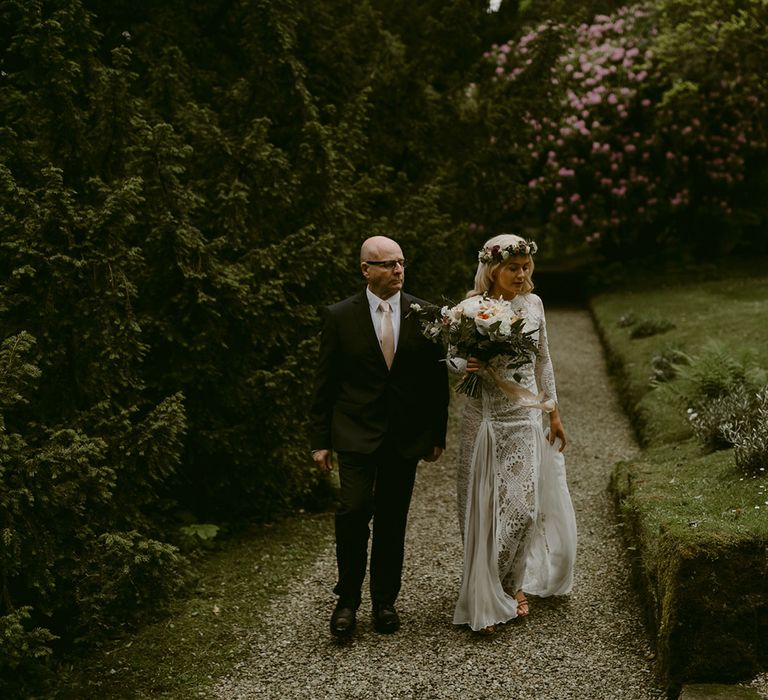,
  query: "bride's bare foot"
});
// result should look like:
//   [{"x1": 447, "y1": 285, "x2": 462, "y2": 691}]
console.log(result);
[
  {"x1": 478, "y1": 624, "x2": 496, "y2": 635},
  {"x1": 515, "y1": 591, "x2": 529, "y2": 617}
]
